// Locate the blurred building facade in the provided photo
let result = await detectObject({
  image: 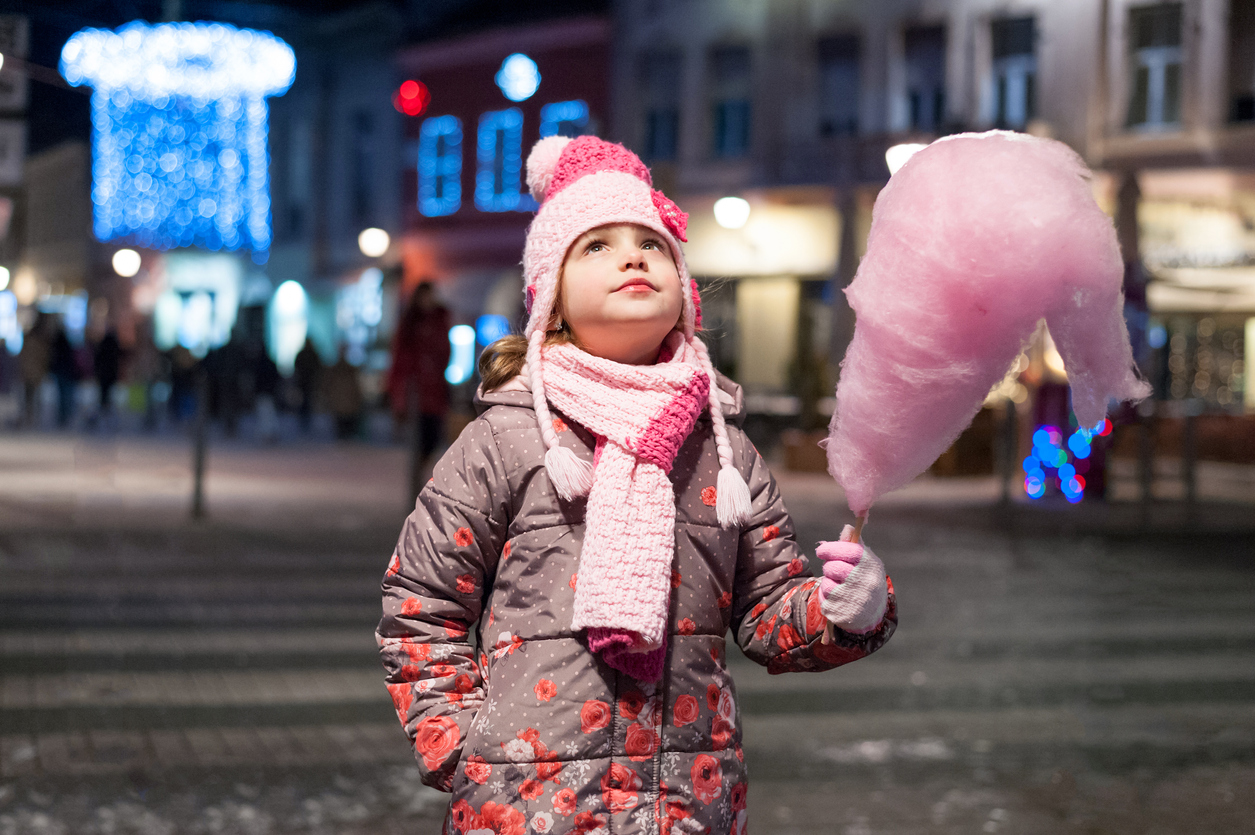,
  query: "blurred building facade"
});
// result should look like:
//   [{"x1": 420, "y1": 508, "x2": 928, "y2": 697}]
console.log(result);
[{"x1": 608, "y1": 0, "x2": 1255, "y2": 425}]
